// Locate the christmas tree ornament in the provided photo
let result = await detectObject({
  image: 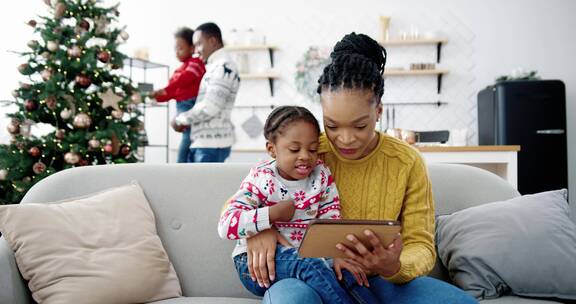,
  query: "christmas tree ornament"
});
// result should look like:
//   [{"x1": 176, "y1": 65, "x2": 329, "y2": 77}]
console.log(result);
[
  {"x1": 60, "y1": 108, "x2": 72, "y2": 120},
  {"x1": 54, "y1": 2, "x2": 66, "y2": 19},
  {"x1": 111, "y1": 109, "x2": 123, "y2": 119},
  {"x1": 55, "y1": 129, "x2": 66, "y2": 139},
  {"x1": 88, "y1": 138, "x2": 100, "y2": 149},
  {"x1": 97, "y1": 50, "x2": 111, "y2": 63},
  {"x1": 64, "y1": 152, "x2": 80, "y2": 164},
  {"x1": 67, "y1": 45, "x2": 82, "y2": 58},
  {"x1": 120, "y1": 31, "x2": 129, "y2": 41},
  {"x1": 27, "y1": 19, "x2": 37, "y2": 27},
  {"x1": 73, "y1": 113, "x2": 92, "y2": 128},
  {"x1": 22, "y1": 177, "x2": 32, "y2": 183},
  {"x1": 130, "y1": 92, "x2": 142, "y2": 104},
  {"x1": 75, "y1": 74, "x2": 92, "y2": 88},
  {"x1": 41, "y1": 68, "x2": 53, "y2": 81},
  {"x1": 28, "y1": 147, "x2": 41, "y2": 158},
  {"x1": 94, "y1": 16, "x2": 108, "y2": 34},
  {"x1": 32, "y1": 162, "x2": 47, "y2": 174},
  {"x1": 78, "y1": 19, "x2": 90, "y2": 31},
  {"x1": 27, "y1": 40, "x2": 39, "y2": 49},
  {"x1": 45, "y1": 96, "x2": 57, "y2": 110},
  {"x1": 25, "y1": 100, "x2": 38, "y2": 111},
  {"x1": 47, "y1": 40, "x2": 59, "y2": 52},
  {"x1": 120, "y1": 144, "x2": 131, "y2": 156},
  {"x1": 19, "y1": 82, "x2": 32, "y2": 89},
  {"x1": 11, "y1": 90, "x2": 19, "y2": 98},
  {"x1": 99, "y1": 88, "x2": 123, "y2": 110},
  {"x1": 41, "y1": 51, "x2": 51, "y2": 59},
  {"x1": 7, "y1": 123, "x2": 20, "y2": 135},
  {"x1": 0, "y1": 169, "x2": 7, "y2": 181},
  {"x1": 103, "y1": 142, "x2": 113, "y2": 153},
  {"x1": 78, "y1": 159, "x2": 89, "y2": 166},
  {"x1": 18, "y1": 63, "x2": 30, "y2": 74},
  {"x1": 43, "y1": 0, "x2": 51, "y2": 6}
]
